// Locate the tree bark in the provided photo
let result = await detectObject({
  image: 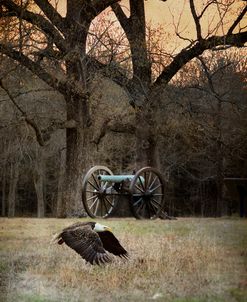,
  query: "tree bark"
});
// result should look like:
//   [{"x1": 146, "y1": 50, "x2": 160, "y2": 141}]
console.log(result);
[
  {"x1": 56, "y1": 1, "x2": 91, "y2": 217},
  {"x1": 56, "y1": 148, "x2": 66, "y2": 217},
  {"x1": 1, "y1": 165, "x2": 6, "y2": 216},
  {"x1": 1, "y1": 138, "x2": 7, "y2": 216},
  {"x1": 60, "y1": 94, "x2": 91, "y2": 217},
  {"x1": 135, "y1": 107, "x2": 160, "y2": 169},
  {"x1": 216, "y1": 100, "x2": 224, "y2": 217},
  {"x1": 119, "y1": 0, "x2": 156, "y2": 170},
  {"x1": 33, "y1": 147, "x2": 45, "y2": 218},
  {"x1": 8, "y1": 161, "x2": 19, "y2": 217}
]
